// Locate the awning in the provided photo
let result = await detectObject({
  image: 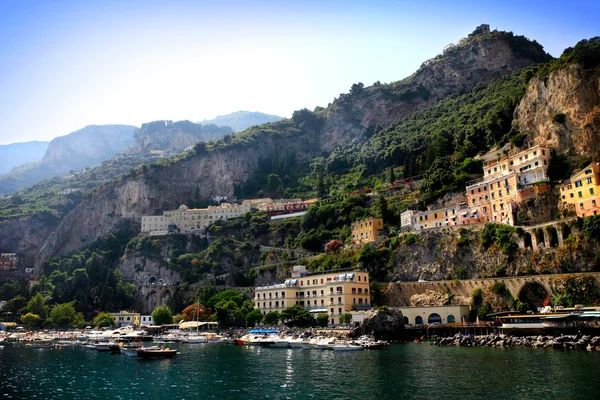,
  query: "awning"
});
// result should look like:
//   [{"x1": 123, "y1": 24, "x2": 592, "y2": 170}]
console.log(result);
[
  {"x1": 460, "y1": 212, "x2": 468, "y2": 216},
  {"x1": 309, "y1": 309, "x2": 328, "y2": 313},
  {"x1": 352, "y1": 305, "x2": 373, "y2": 310},
  {"x1": 471, "y1": 209, "x2": 478, "y2": 214},
  {"x1": 249, "y1": 329, "x2": 278, "y2": 334}
]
